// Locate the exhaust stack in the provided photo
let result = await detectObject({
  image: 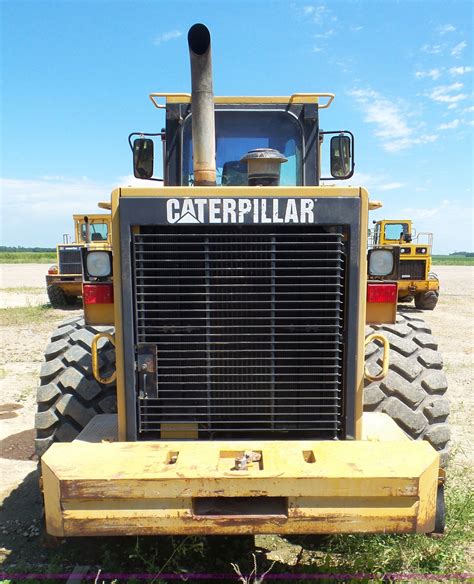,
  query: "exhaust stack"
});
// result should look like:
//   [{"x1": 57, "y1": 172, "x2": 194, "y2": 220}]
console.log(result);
[{"x1": 188, "y1": 23, "x2": 216, "y2": 186}]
